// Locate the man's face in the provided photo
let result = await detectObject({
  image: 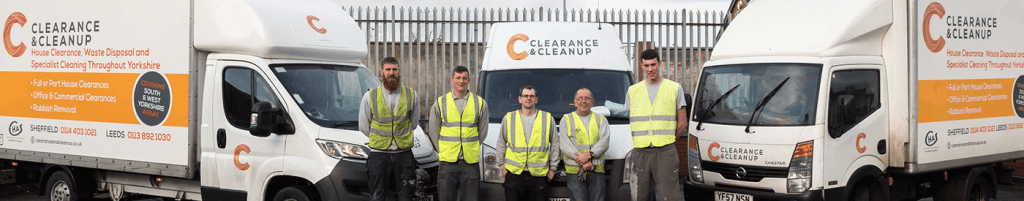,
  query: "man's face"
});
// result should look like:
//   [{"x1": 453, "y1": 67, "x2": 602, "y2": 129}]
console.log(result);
[
  {"x1": 641, "y1": 58, "x2": 660, "y2": 81},
  {"x1": 519, "y1": 88, "x2": 538, "y2": 109},
  {"x1": 451, "y1": 71, "x2": 470, "y2": 92},
  {"x1": 380, "y1": 63, "x2": 401, "y2": 90},
  {"x1": 574, "y1": 89, "x2": 594, "y2": 114}
]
